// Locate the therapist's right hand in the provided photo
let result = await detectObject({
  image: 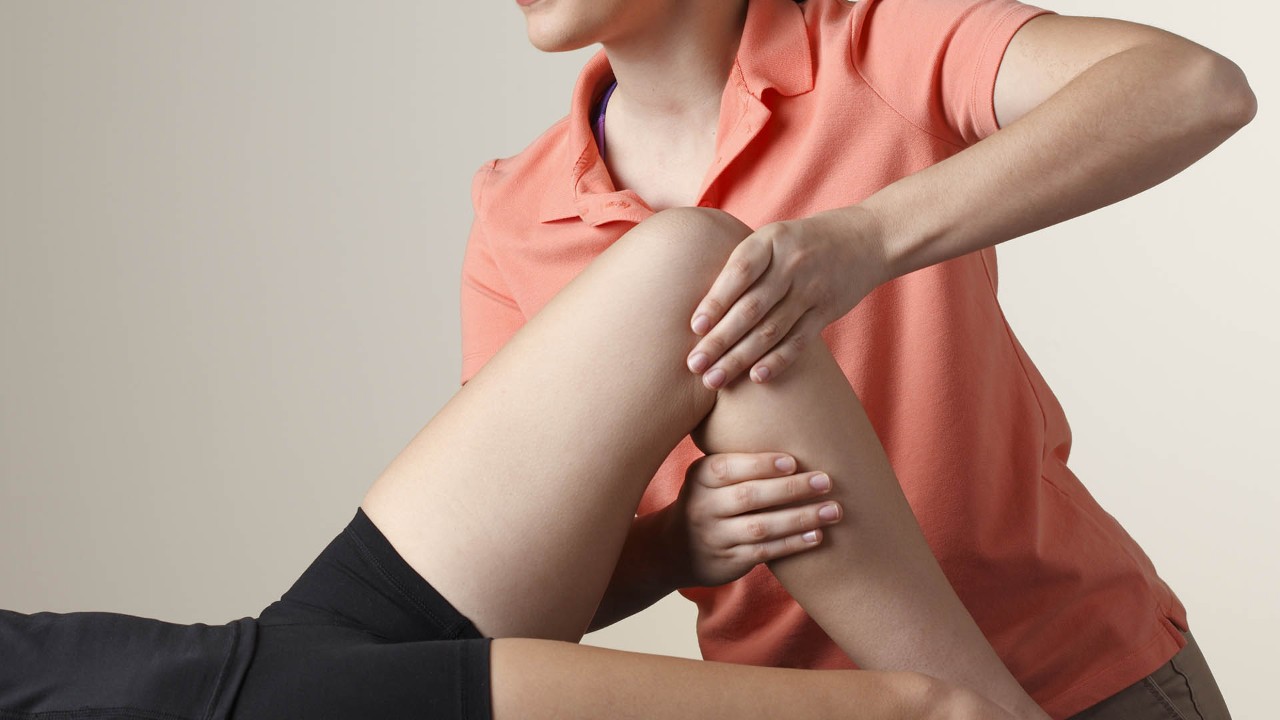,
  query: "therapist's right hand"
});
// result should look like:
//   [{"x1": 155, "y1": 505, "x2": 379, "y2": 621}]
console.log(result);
[{"x1": 662, "y1": 452, "x2": 843, "y2": 588}]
